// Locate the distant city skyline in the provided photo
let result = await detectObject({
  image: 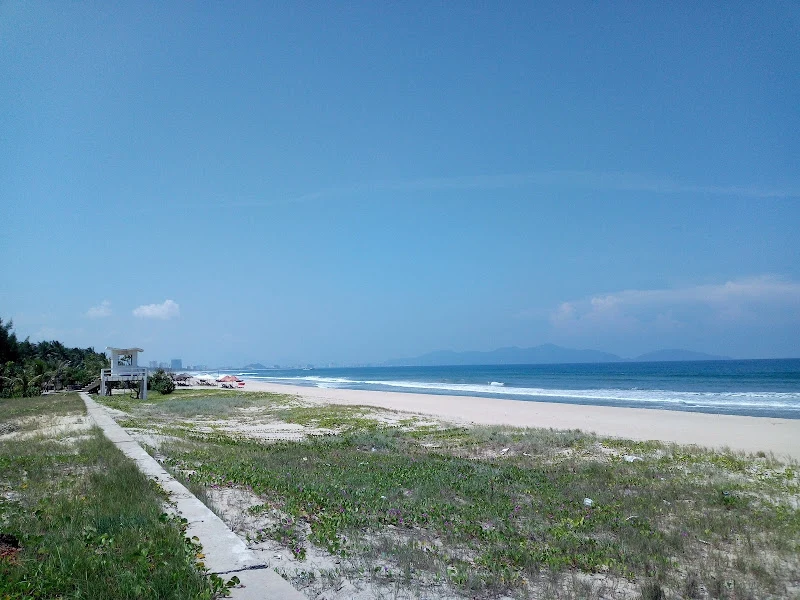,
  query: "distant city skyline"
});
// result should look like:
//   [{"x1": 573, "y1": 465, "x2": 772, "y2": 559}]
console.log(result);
[{"x1": 2, "y1": 3, "x2": 798, "y2": 365}]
